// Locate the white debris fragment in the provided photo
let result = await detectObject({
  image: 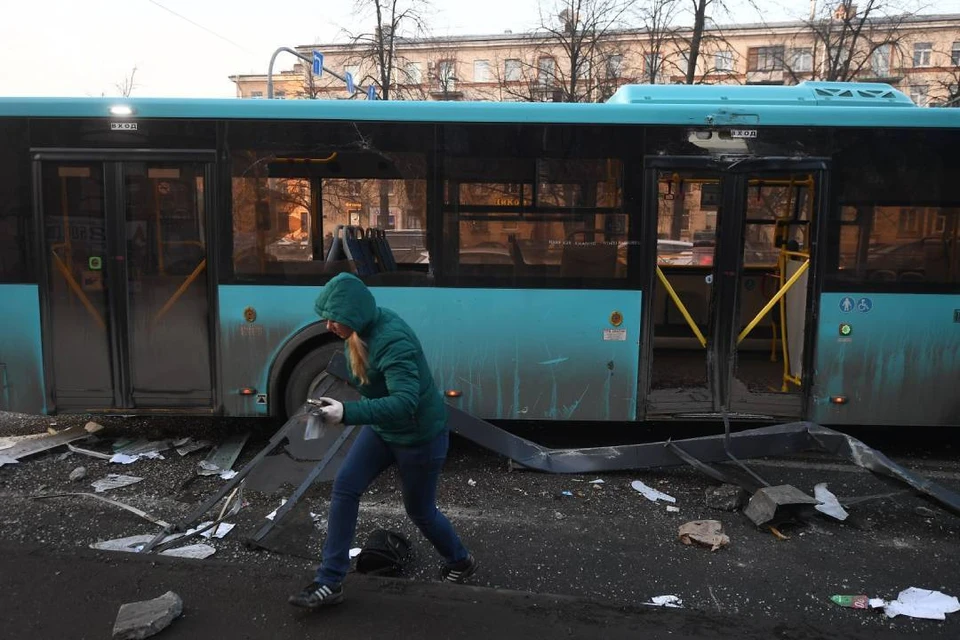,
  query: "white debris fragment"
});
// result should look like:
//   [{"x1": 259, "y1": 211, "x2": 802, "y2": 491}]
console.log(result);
[
  {"x1": 219, "y1": 470, "x2": 238, "y2": 480},
  {"x1": 643, "y1": 595, "x2": 683, "y2": 608},
  {"x1": 110, "y1": 454, "x2": 141, "y2": 465},
  {"x1": 175, "y1": 439, "x2": 211, "y2": 456},
  {"x1": 666, "y1": 505, "x2": 680, "y2": 513},
  {"x1": 869, "y1": 599, "x2": 886, "y2": 609},
  {"x1": 631, "y1": 480, "x2": 676, "y2": 503},
  {"x1": 349, "y1": 548, "x2": 362, "y2": 559},
  {"x1": 266, "y1": 499, "x2": 288, "y2": 520},
  {"x1": 813, "y1": 483, "x2": 849, "y2": 521},
  {"x1": 467, "y1": 479, "x2": 477, "y2": 487},
  {"x1": 161, "y1": 544, "x2": 216, "y2": 560},
  {"x1": 198, "y1": 522, "x2": 235, "y2": 539},
  {"x1": 91, "y1": 474, "x2": 144, "y2": 493},
  {"x1": 588, "y1": 479, "x2": 605, "y2": 484},
  {"x1": 884, "y1": 588, "x2": 960, "y2": 621}
]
